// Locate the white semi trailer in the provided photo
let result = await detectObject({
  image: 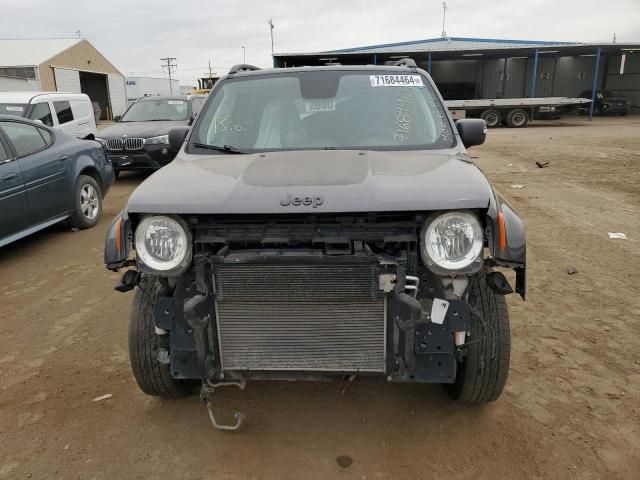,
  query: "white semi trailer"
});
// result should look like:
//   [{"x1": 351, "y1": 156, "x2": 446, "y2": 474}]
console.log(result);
[{"x1": 445, "y1": 97, "x2": 592, "y2": 128}]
